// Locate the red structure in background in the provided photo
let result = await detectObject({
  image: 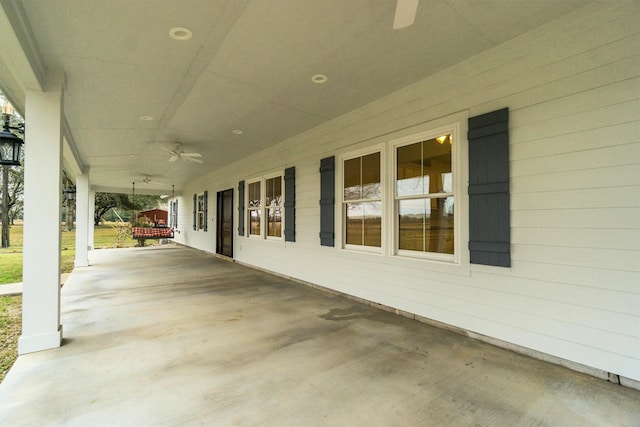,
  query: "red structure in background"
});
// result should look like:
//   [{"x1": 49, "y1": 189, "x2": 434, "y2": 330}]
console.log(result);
[{"x1": 137, "y1": 209, "x2": 168, "y2": 226}]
